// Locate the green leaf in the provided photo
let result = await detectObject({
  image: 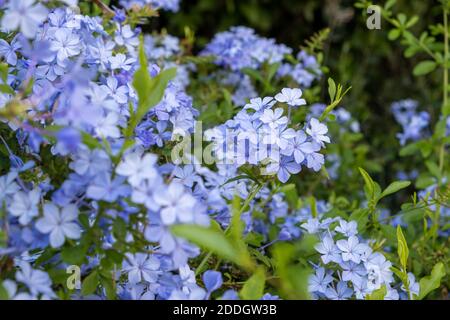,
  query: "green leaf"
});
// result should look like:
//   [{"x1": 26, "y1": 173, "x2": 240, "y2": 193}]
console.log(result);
[
  {"x1": 112, "y1": 218, "x2": 127, "y2": 241},
  {"x1": 417, "y1": 262, "x2": 446, "y2": 299},
  {"x1": 358, "y1": 167, "x2": 375, "y2": 200},
  {"x1": 280, "y1": 184, "x2": 299, "y2": 209},
  {"x1": 0, "y1": 282, "x2": 9, "y2": 300},
  {"x1": 230, "y1": 195, "x2": 245, "y2": 243},
  {"x1": 171, "y1": 224, "x2": 252, "y2": 269},
  {"x1": 366, "y1": 285, "x2": 387, "y2": 300},
  {"x1": 0, "y1": 63, "x2": 8, "y2": 83},
  {"x1": 129, "y1": 39, "x2": 176, "y2": 135},
  {"x1": 388, "y1": 29, "x2": 401, "y2": 41},
  {"x1": 349, "y1": 208, "x2": 370, "y2": 232},
  {"x1": 61, "y1": 245, "x2": 88, "y2": 265},
  {"x1": 328, "y1": 78, "x2": 336, "y2": 102},
  {"x1": 396, "y1": 225, "x2": 409, "y2": 270},
  {"x1": 240, "y1": 267, "x2": 266, "y2": 300},
  {"x1": 267, "y1": 62, "x2": 280, "y2": 82},
  {"x1": 379, "y1": 181, "x2": 411, "y2": 199},
  {"x1": 0, "y1": 84, "x2": 14, "y2": 95},
  {"x1": 380, "y1": 224, "x2": 397, "y2": 245},
  {"x1": 384, "y1": 0, "x2": 397, "y2": 10},
  {"x1": 425, "y1": 160, "x2": 441, "y2": 179},
  {"x1": 101, "y1": 276, "x2": 116, "y2": 300},
  {"x1": 80, "y1": 131, "x2": 103, "y2": 150},
  {"x1": 81, "y1": 270, "x2": 99, "y2": 296},
  {"x1": 413, "y1": 60, "x2": 437, "y2": 76},
  {"x1": 242, "y1": 68, "x2": 265, "y2": 84}
]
